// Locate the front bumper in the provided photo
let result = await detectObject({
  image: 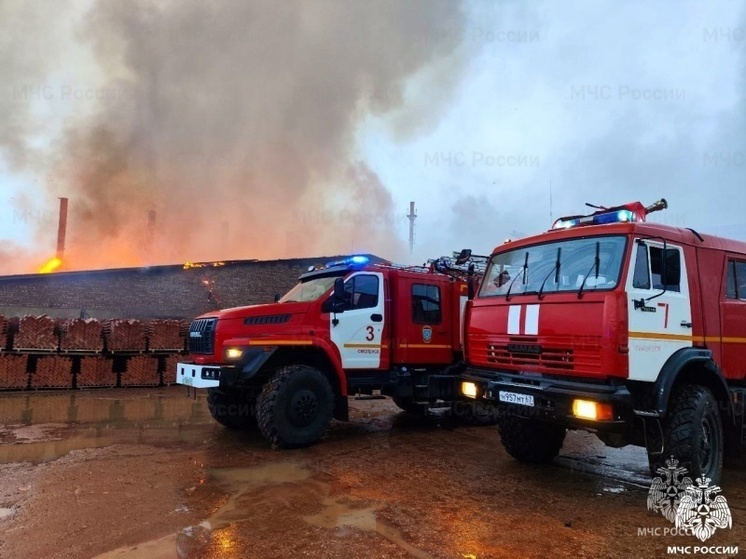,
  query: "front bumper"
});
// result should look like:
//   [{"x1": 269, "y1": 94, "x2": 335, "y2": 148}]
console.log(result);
[
  {"x1": 461, "y1": 368, "x2": 636, "y2": 431},
  {"x1": 176, "y1": 363, "x2": 222, "y2": 389},
  {"x1": 175, "y1": 347, "x2": 277, "y2": 389}
]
